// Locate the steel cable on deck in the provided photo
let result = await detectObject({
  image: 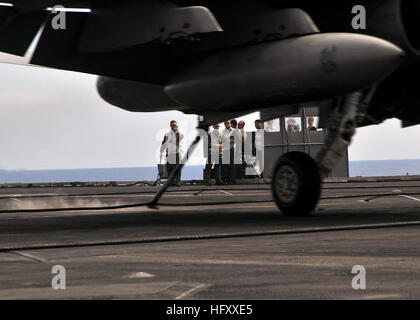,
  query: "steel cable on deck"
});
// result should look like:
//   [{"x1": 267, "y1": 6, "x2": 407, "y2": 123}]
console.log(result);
[
  {"x1": 0, "y1": 184, "x2": 420, "y2": 201},
  {"x1": 0, "y1": 191, "x2": 419, "y2": 214}
]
